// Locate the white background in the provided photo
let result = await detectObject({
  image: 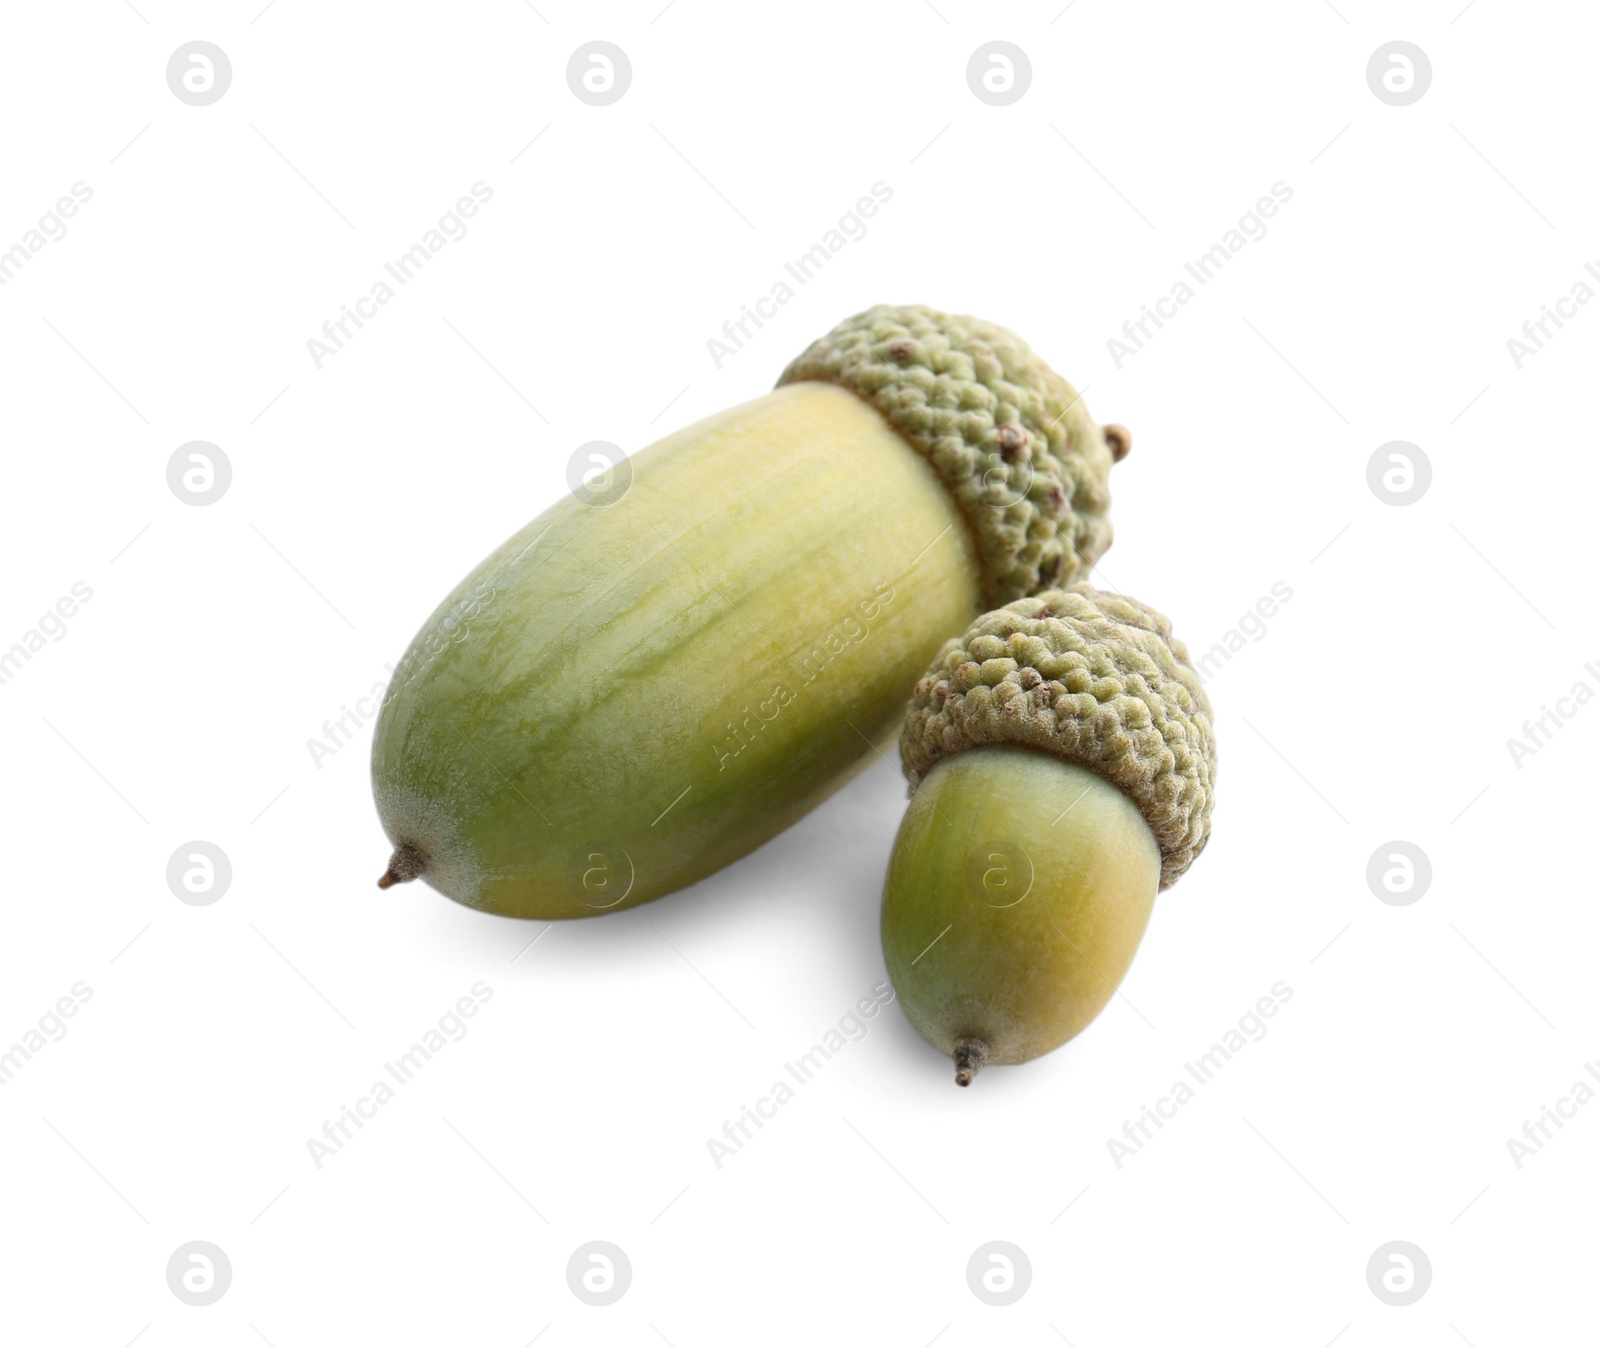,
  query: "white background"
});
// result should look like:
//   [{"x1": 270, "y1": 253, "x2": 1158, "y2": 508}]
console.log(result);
[{"x1": 1, "y1": 1, "x2": 1595, "y2": 1343}]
